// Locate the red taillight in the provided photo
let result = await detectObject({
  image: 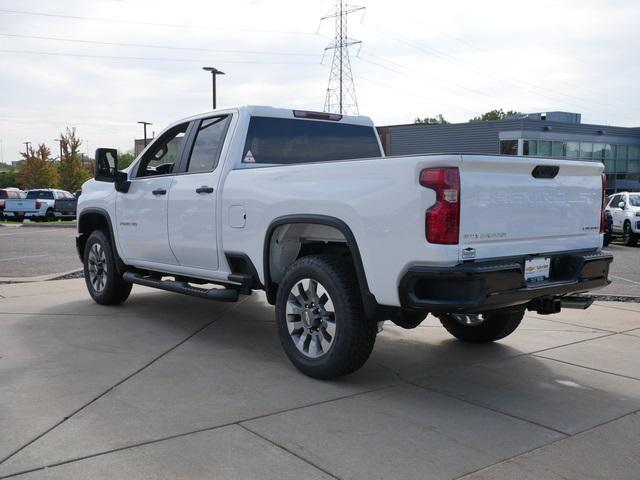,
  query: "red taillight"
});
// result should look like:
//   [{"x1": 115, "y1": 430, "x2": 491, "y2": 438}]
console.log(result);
[
  {"x1": 420, "y1": 167, "x2": 460, "y2": 244},
  {"x1": 0, "y1": 200, "x2": 4, "y2": 208},
  {"x1": 600, "y1": 173, "x2": 606, "y2": 234},
  {"x1": 35, "y1": 200, "x2": 42, "y2": 209}
]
